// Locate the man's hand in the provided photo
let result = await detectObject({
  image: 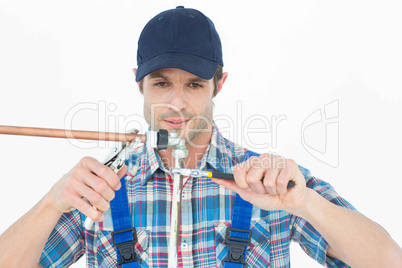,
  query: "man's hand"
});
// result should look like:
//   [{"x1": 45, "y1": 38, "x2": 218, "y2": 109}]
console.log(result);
[
  {"x1": 212, "y1": 153, "x2": 307, "y2": 214},
  {"x1": 46, "y1": 157, "x2": 126, "y2": 222}
]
